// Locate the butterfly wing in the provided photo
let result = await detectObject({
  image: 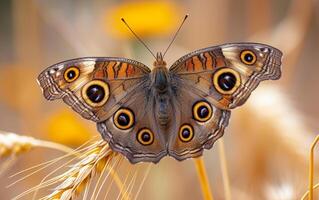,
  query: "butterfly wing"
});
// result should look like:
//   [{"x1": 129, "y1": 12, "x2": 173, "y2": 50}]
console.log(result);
[
  {"x1": 97, "y1": 82, "x2": 168, "y2": 163},
  {"x1": 38, "y1": 43, "x2": 283, "y2": 163},
  {"x1": 38, "y1": 57, "x2": 168, "y2": 163},
  {"x1": 167, "y1": 43, "x2": 282, "y2": 160},
  {"x1": 168, "y1": 77, "x2": 231, "y2": 160},
  {"x1": 38, "y1": 57, "x2": 151, "y2": 122}
]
